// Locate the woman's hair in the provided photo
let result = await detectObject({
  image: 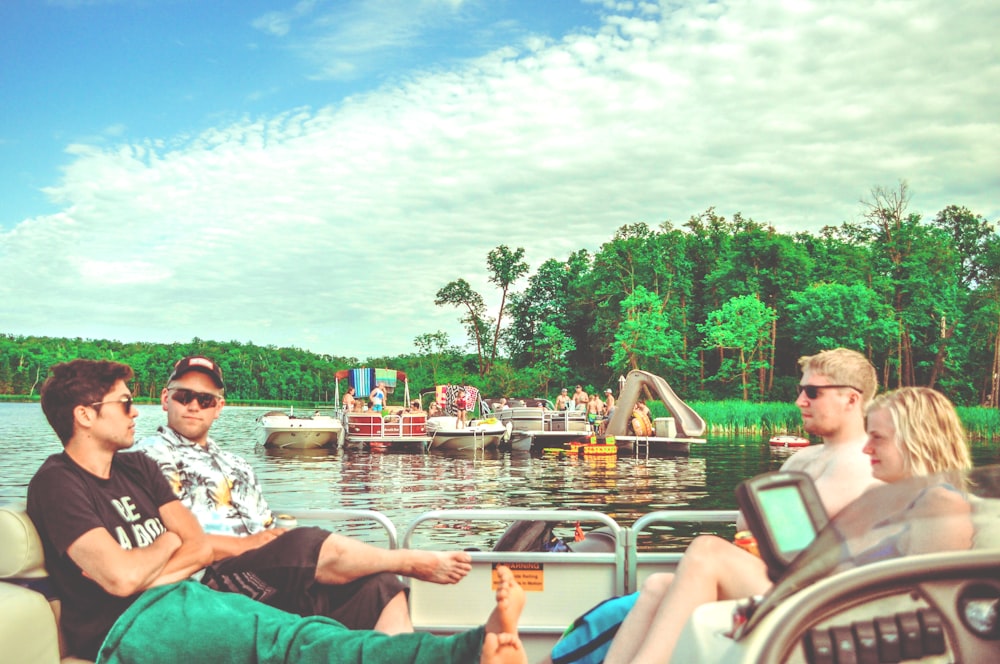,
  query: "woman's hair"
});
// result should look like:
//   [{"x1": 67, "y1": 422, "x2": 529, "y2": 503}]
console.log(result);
[
  {"x1": 867, "y1": 387, "x2": 971, "y2": 477},
  {"x1": 799, "y1": 347, "x2": 878, "y2": 407},
  {"x1": 40, "y1": 359, "x2": 134, "y2": 445}
]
